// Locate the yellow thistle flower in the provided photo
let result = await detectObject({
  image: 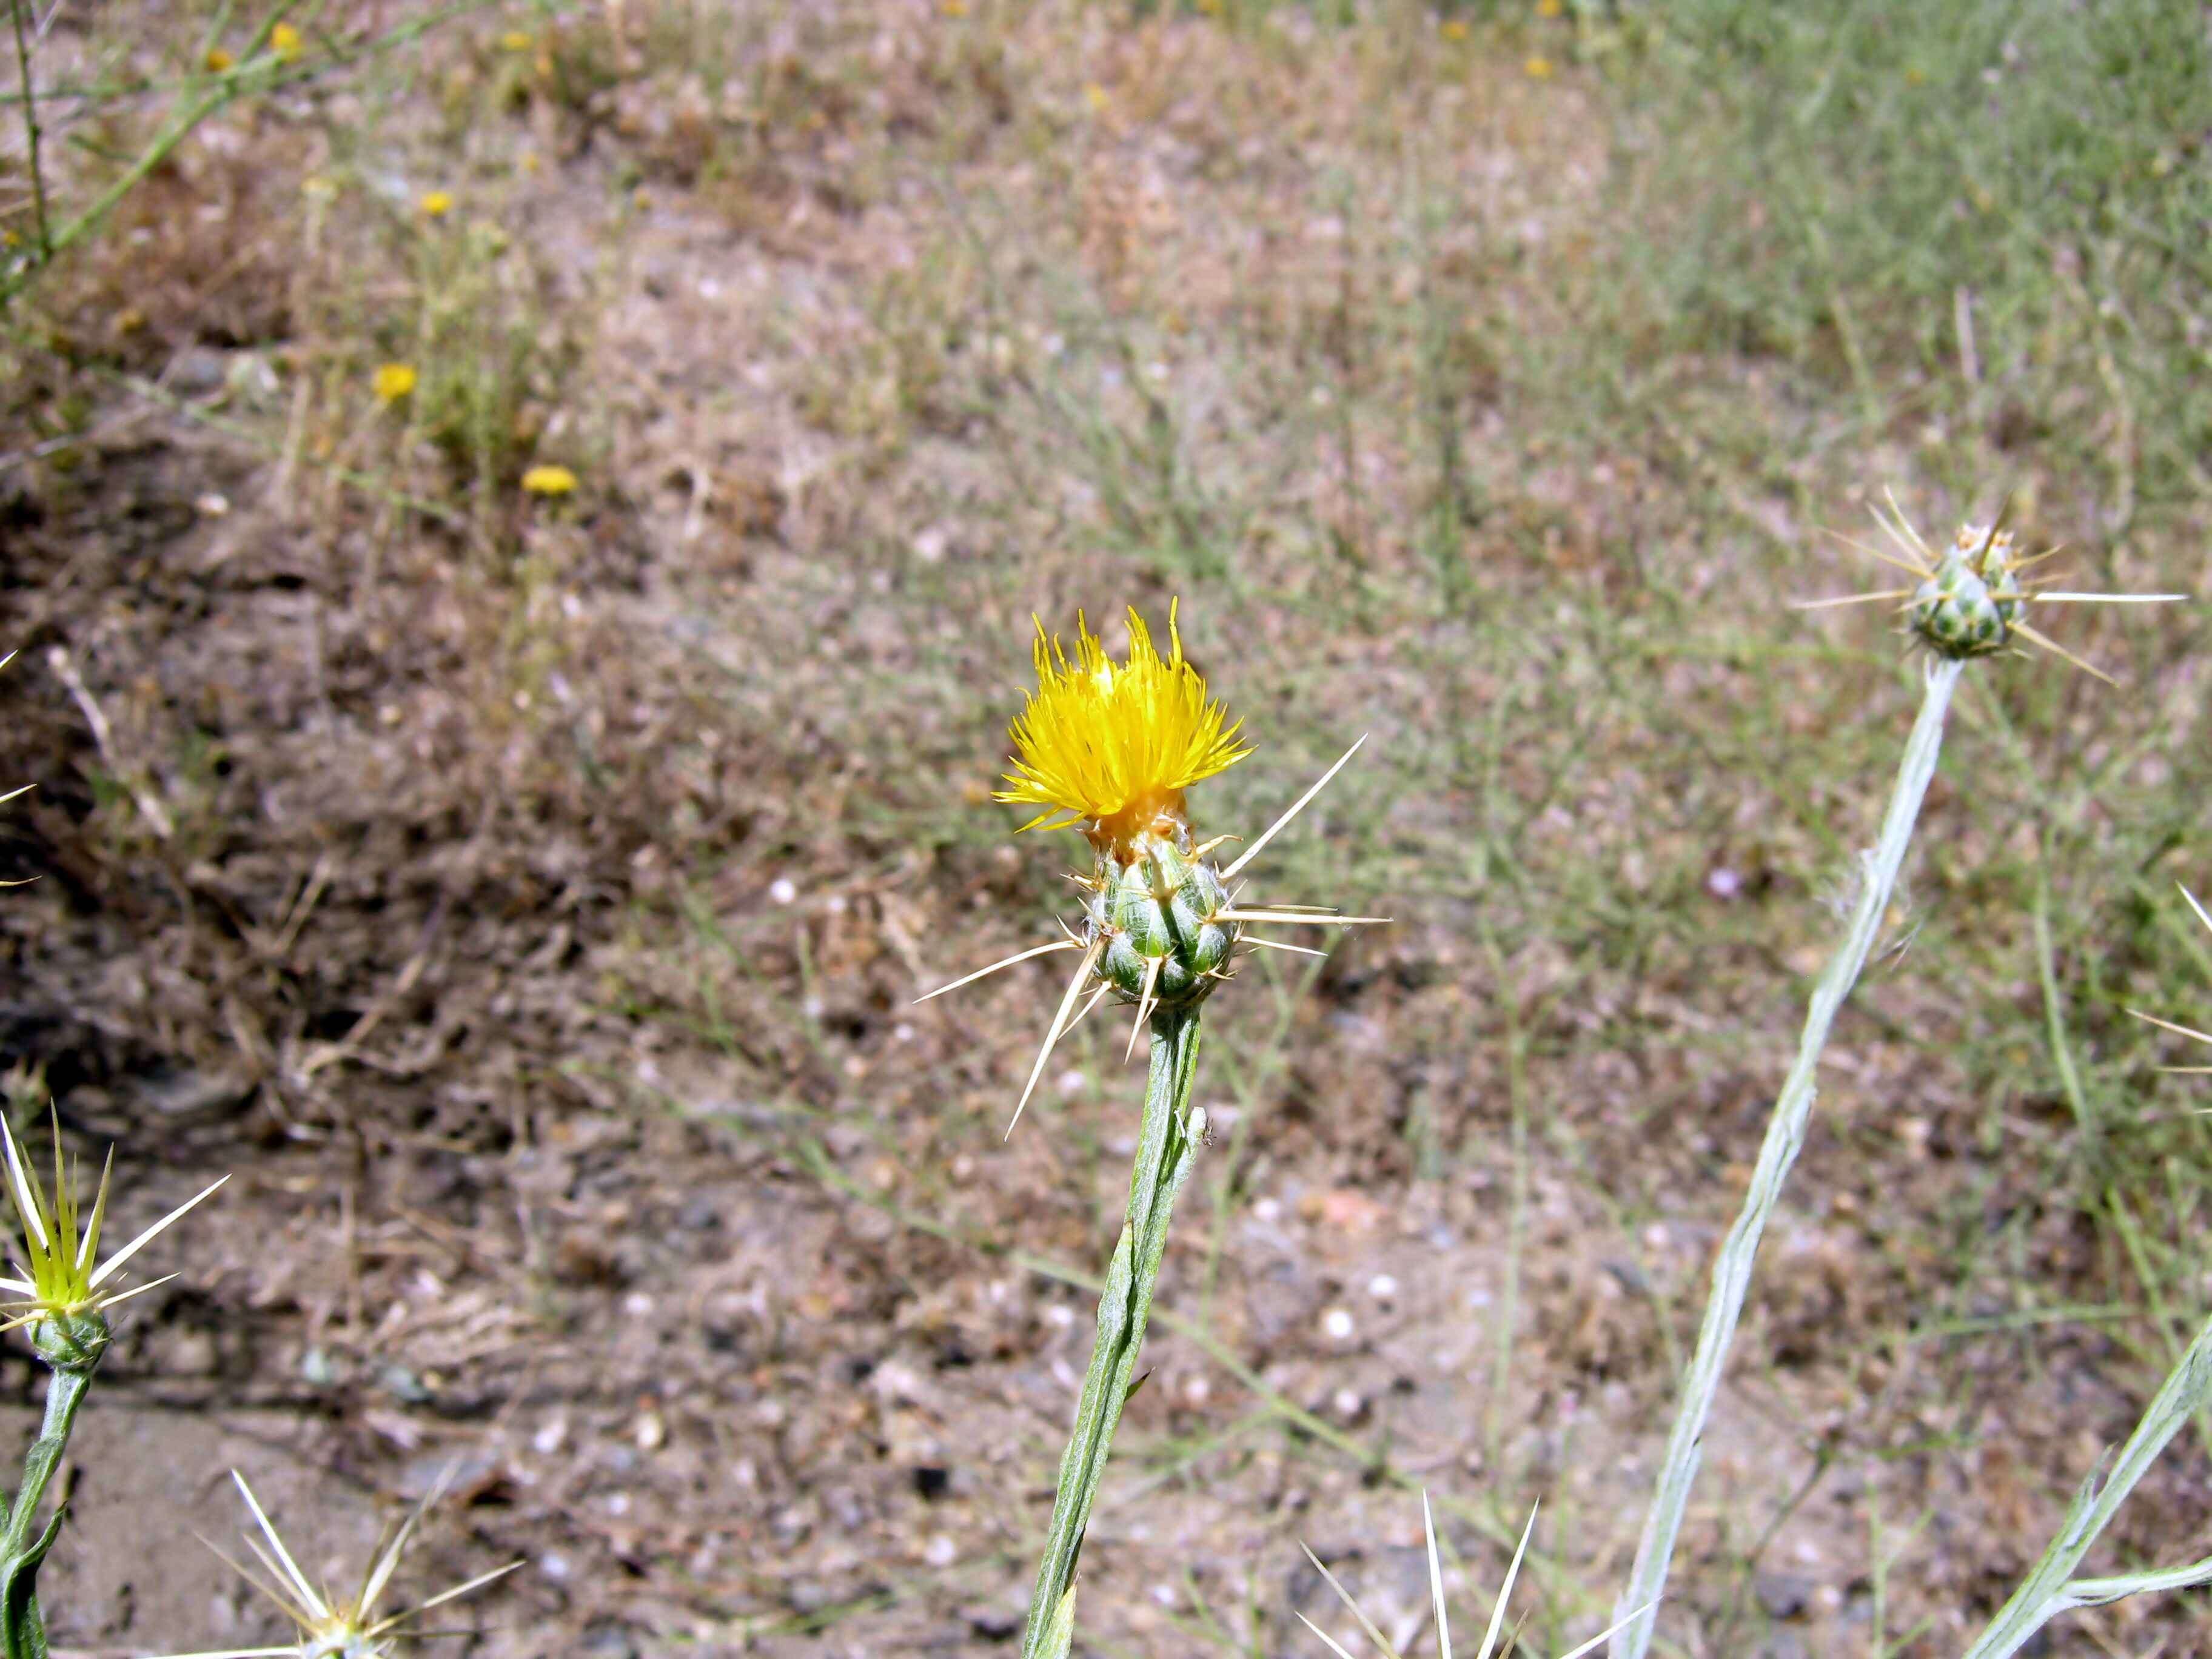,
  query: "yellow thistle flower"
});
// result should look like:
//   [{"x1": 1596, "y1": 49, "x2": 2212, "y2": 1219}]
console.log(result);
[
  {"x1": 0, "y1": 1111, "x2": 226, "y2": 1357},
  {"x1": 372, "y1": 363, "x2": 417, "y2": 404},
  {"x1": 206, "y1": 47, "x2": 236, "y2": 72},
  {"x1": 521, "y1": 463, "x2": 578, "y2": 496},
  {"x1": 1524, "y1": 54, "x2": 1556, "y2": 79},
  {"x1": 500, "y1": 30, "x2": 534, "y2": 51},
  {"x1": 926, "y1": 602, "x2": 1384, "y2": 1134},
  {"x1": 153, "y1": 1471, "x2": 520, "y2": 1659},
  {"x1": 995, "y1": 602, "x2": 1251, "y2": 856},
  {"x1": 418, "y1": 189, "x2": 454, "y2": 218},
  {"x1": 270, "y1": 22, "x2": 303, "y2": 62}
]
